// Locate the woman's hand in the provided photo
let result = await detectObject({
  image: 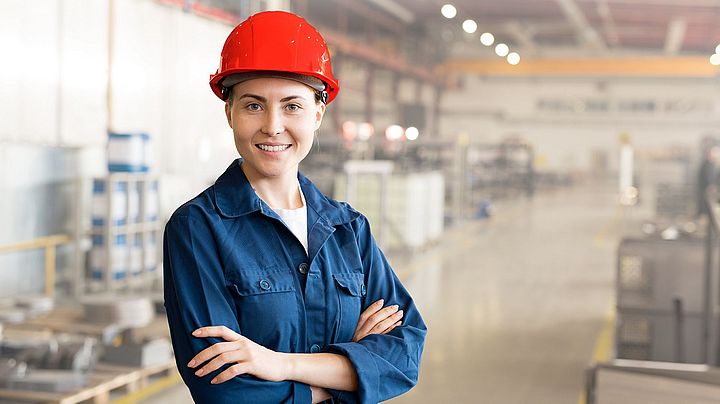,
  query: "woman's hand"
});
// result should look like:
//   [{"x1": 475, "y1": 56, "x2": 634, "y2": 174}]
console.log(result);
[
  {"x1": 310, "y1": 385, "x2": 332, "y2": 403},
  {"x1": 352, "y1": 299, "x2": 403, "y2": 342},
  {"x1": 187, "y1": 326, "x2": 289, "y2": 384}
]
